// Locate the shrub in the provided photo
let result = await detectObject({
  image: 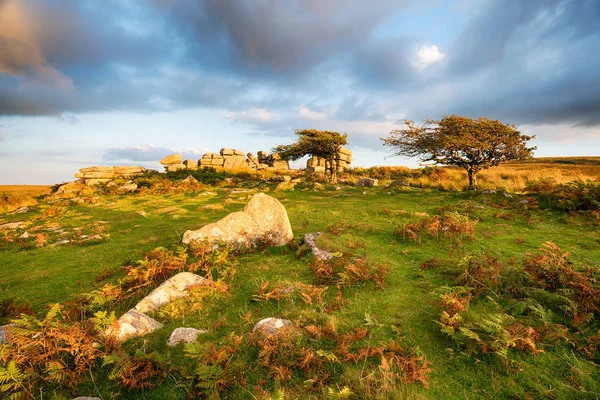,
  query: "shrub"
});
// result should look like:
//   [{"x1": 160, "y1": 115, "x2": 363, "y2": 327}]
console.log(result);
[
  {"x1": 395, "y1": 212, "x2": 478, "y2": 243},
  {"x1": 527, "y1": 180, "x2": 600, "y2": 211},
  {"x1": 311, "y1": 256, "x2": 388, "y2": 289}
]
